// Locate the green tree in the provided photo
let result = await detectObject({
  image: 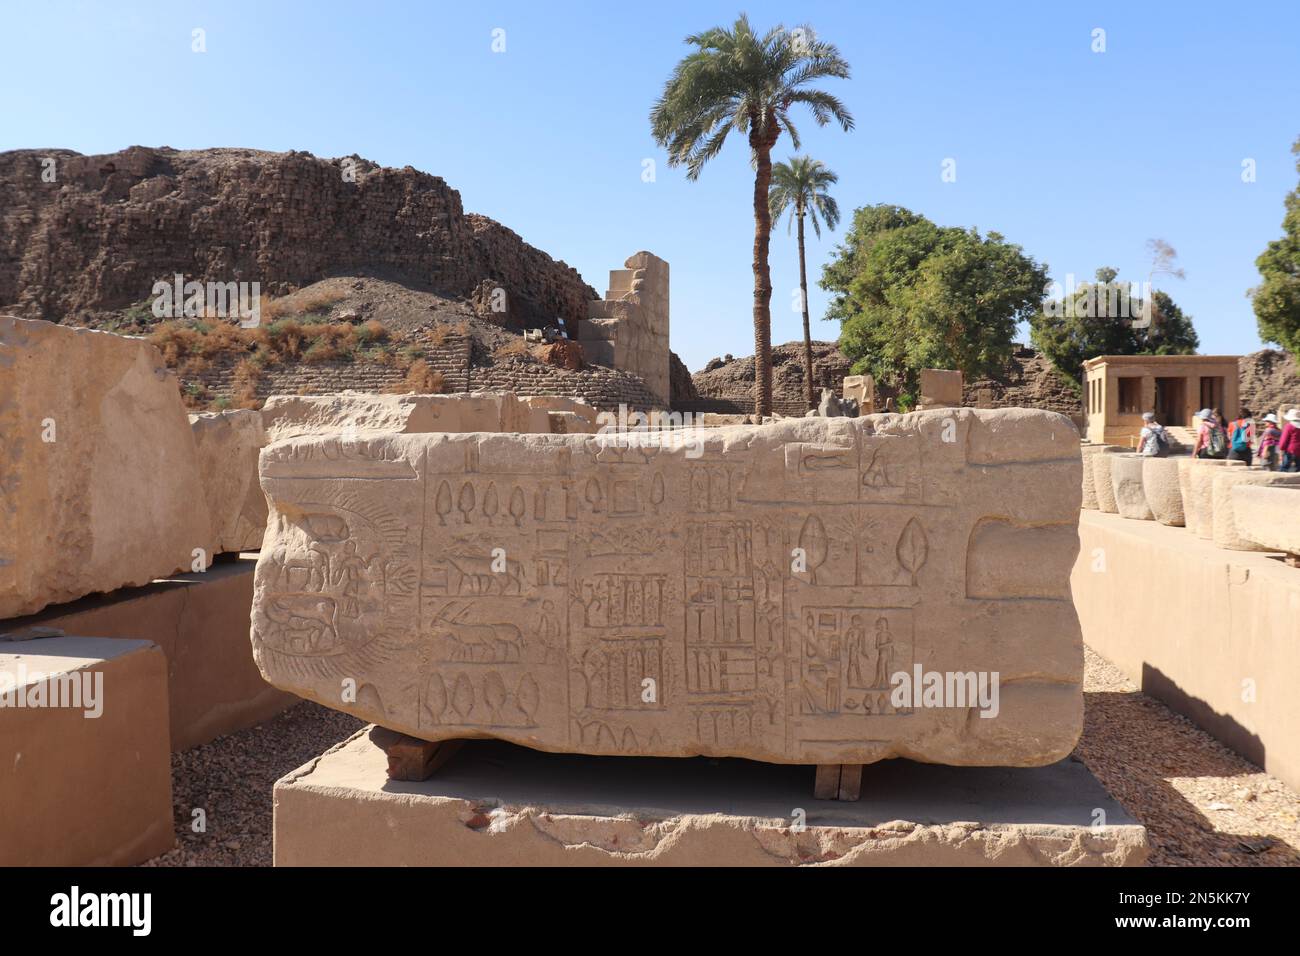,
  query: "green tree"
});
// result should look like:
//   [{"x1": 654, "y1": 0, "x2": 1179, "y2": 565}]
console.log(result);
[
  {"x1": 769, "y1": 155, "x2": 841, "y2": 409},
  {"x1": 1030, "y1": 267, "x2": 1199, "y2": 386},
  {"x1": 1252, "y1": 136, "x2": 1300, "y2": 354},
  {"x1": 651, "y1": 16, "x2": 853, "y2": 416},
  {"x1": 821, "y1": 204, "x2": 1047, "y2": 405}
]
